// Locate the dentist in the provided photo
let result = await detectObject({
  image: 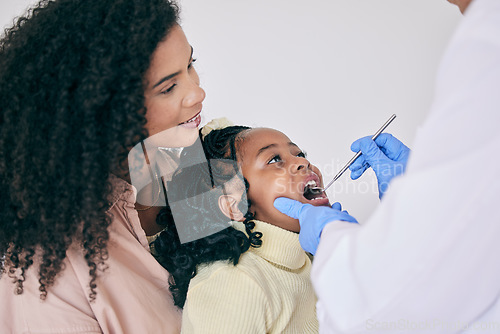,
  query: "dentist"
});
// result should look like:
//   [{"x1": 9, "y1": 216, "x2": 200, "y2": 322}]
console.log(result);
[{"x1": 275, "y1": 0, "x2": 500, "y2": 332}]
